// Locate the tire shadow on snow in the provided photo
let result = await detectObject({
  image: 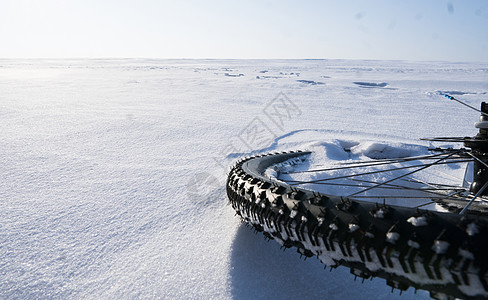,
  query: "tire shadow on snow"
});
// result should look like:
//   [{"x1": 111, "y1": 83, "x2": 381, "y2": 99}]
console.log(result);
[{"x1": 229, "y1": 224, "x2": 428, "y2": 300}]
